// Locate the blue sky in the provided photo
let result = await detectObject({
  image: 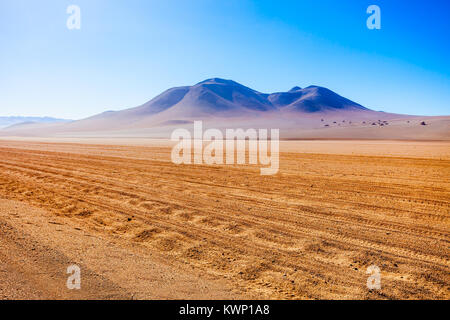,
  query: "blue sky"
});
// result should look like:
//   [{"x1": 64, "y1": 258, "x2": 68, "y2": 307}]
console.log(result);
[{"x1": 1, "y1": 0, "x2": 449, "y2": 119}]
